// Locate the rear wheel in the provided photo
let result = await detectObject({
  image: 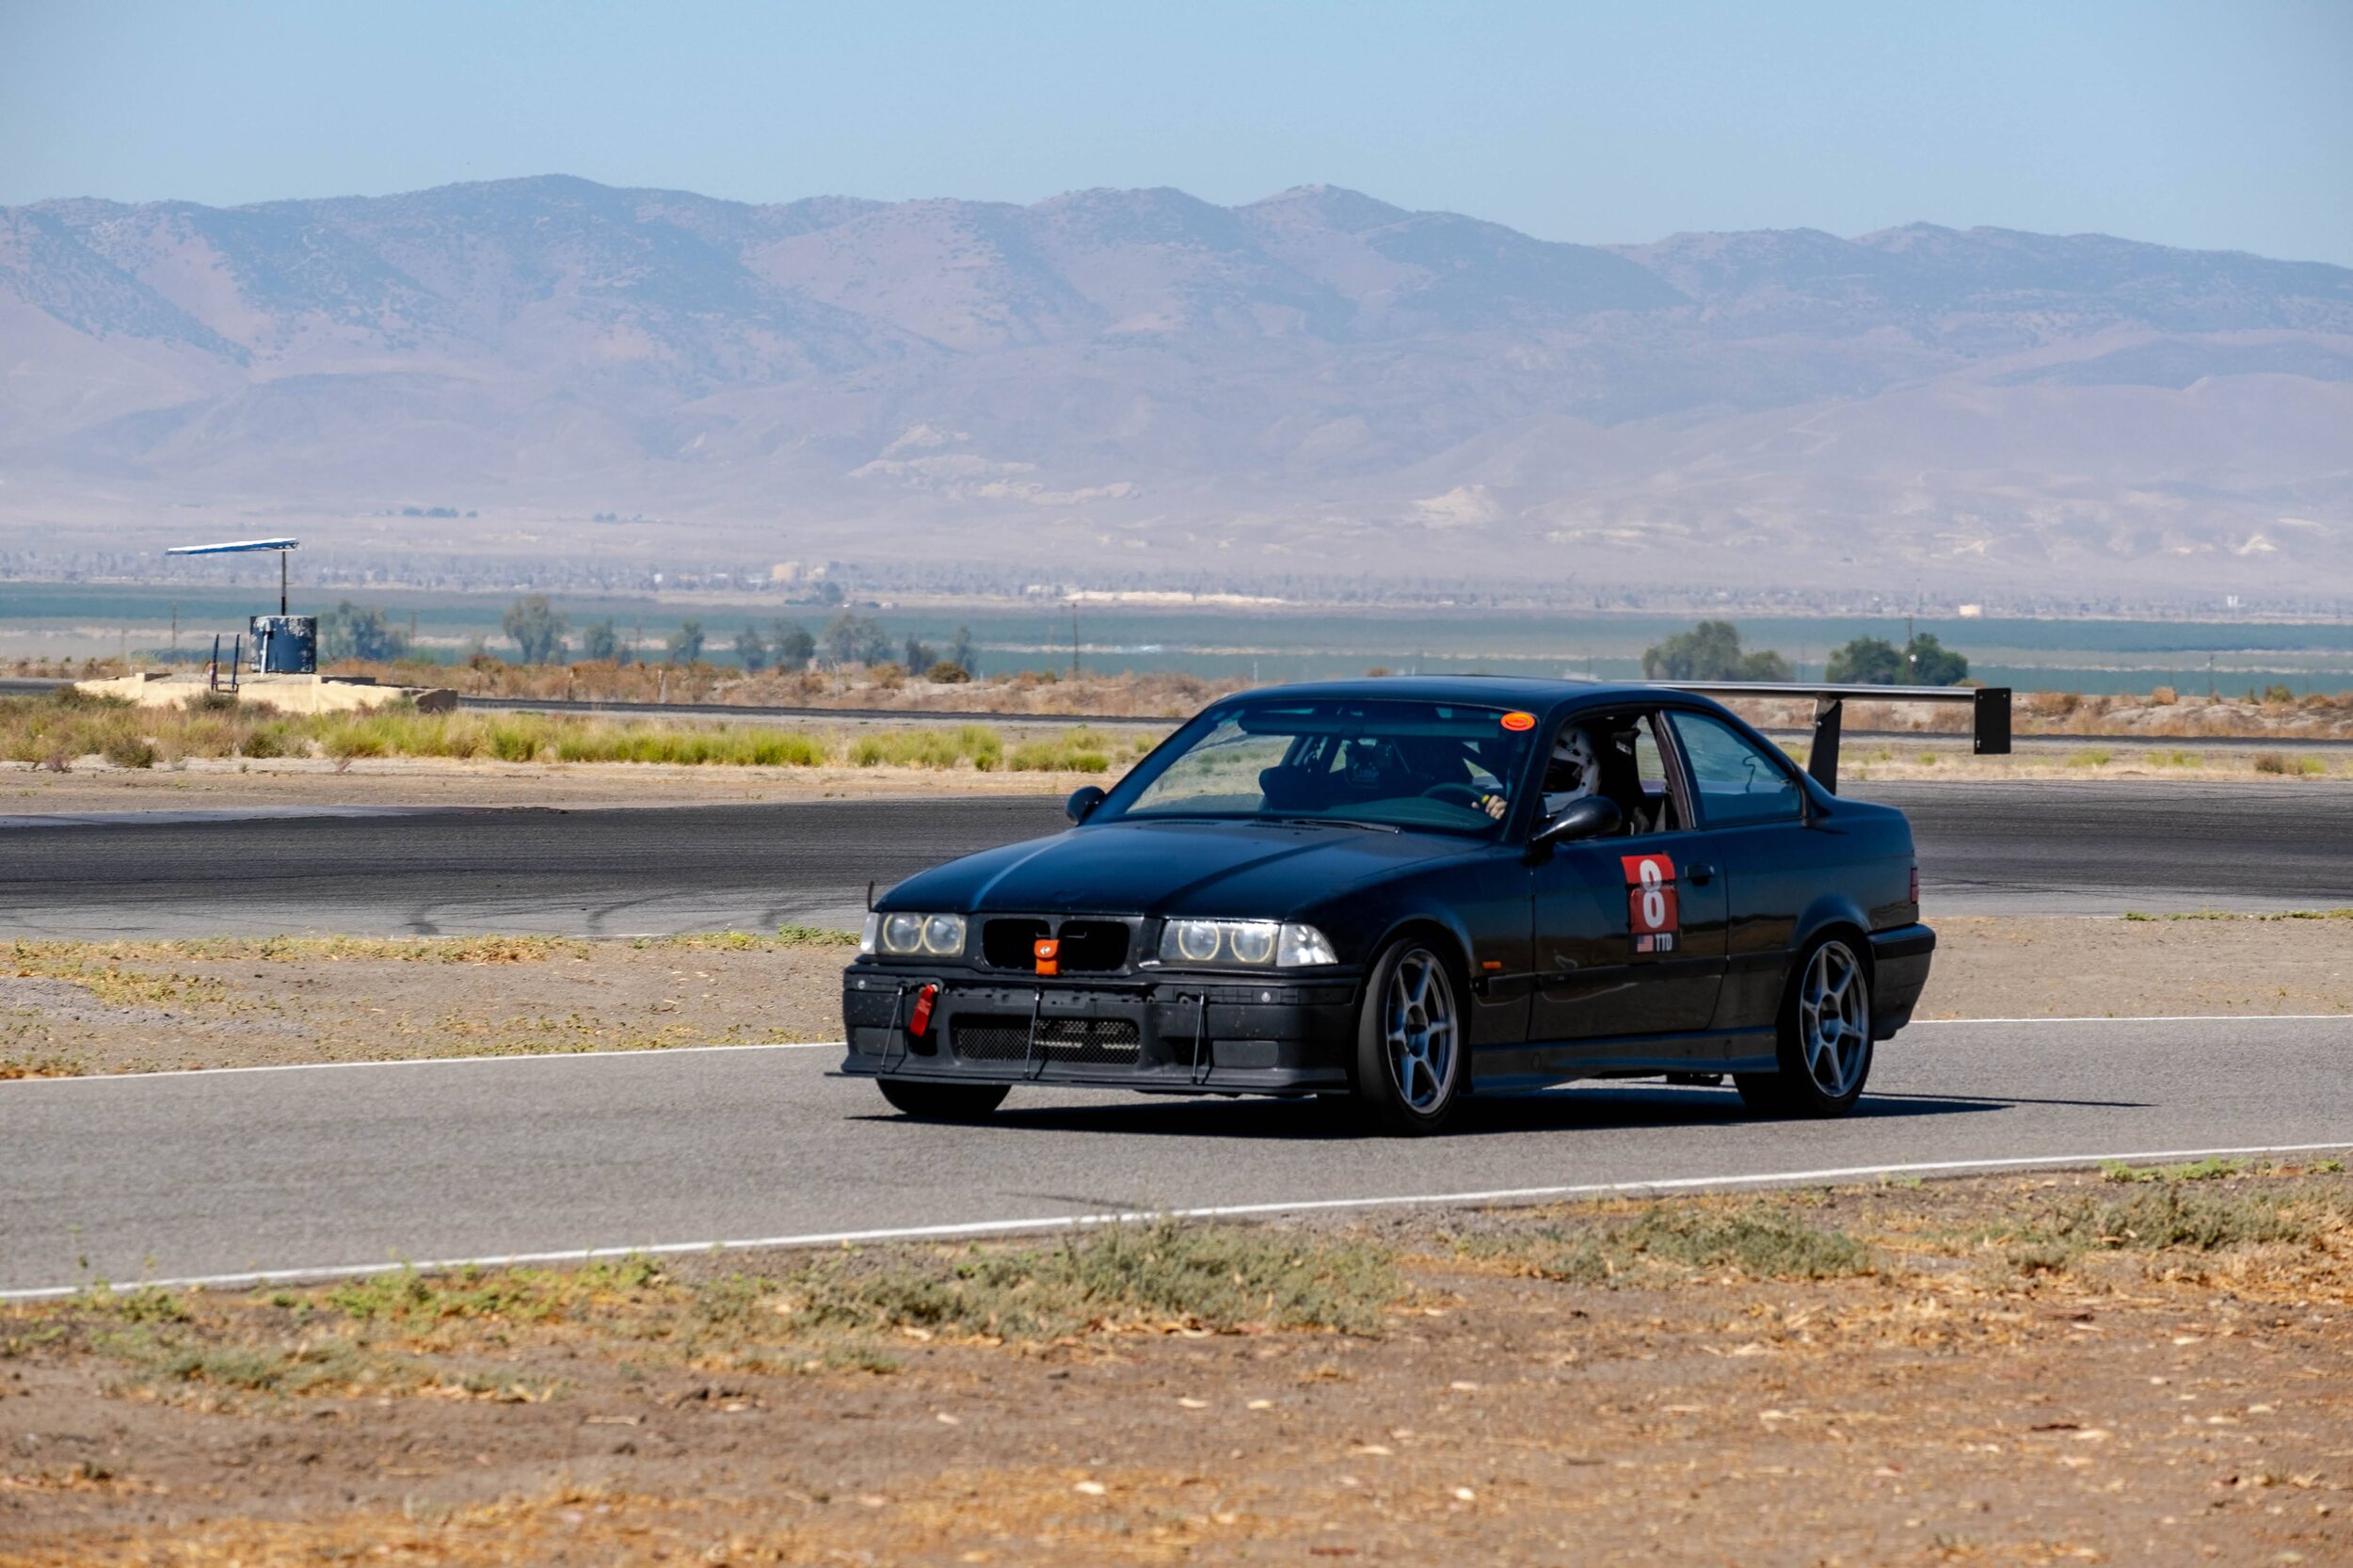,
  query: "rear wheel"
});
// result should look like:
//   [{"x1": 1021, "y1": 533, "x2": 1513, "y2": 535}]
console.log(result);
[
  {"x1": 1734, "y1": 936, "x2": 1872, "y2": 1118},
  {"x1": 1351, "y1": 937, "x2": 1465, "y2": 1135},
  {"x1": 876, "y1": 1079, "x2": 1009, "y2": 1122}
]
